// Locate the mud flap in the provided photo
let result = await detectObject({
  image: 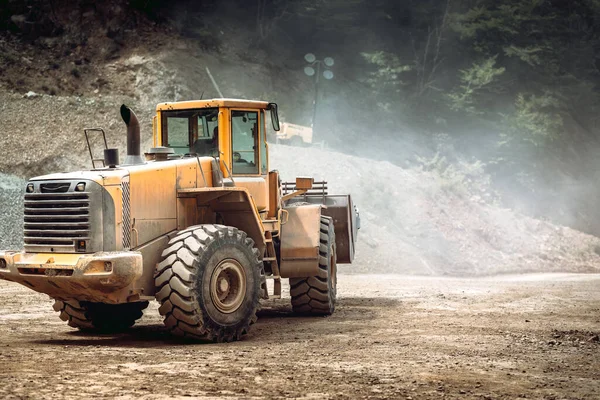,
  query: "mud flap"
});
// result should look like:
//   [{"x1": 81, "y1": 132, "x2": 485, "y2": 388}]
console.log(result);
[
  {"x1": 295, "y1": 195, "x2": 358, "y2": 264},
  {"x1": 279, "y1": 204, "x2": 322, "y2": 278}
]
